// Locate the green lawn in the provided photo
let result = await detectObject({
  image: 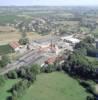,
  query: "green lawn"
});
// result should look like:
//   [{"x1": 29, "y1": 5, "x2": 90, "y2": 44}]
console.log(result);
[
  {"x1": 20, "y1": 72, "x2": 91, "y2": 100},
  {"x1": 0, "y1": 79, "x2": 19, "y2": 100},
  {"x1": 86, "y1": 56, "x2": 98, "y2": 67},
  {"x1": 0, "y1": 44, "x2": 13, "y2": 55},
  {"x1": 86, "y1": 56, "x2": 96, "y2": 62}
]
